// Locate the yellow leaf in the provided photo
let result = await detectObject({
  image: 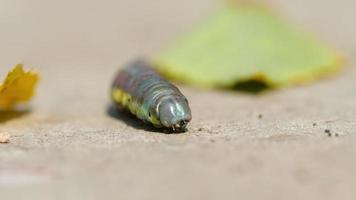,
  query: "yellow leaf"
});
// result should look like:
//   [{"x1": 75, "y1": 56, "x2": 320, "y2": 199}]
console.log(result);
[{"x1": 0, "y1": 64, "x2": 39, "y2": 110}]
